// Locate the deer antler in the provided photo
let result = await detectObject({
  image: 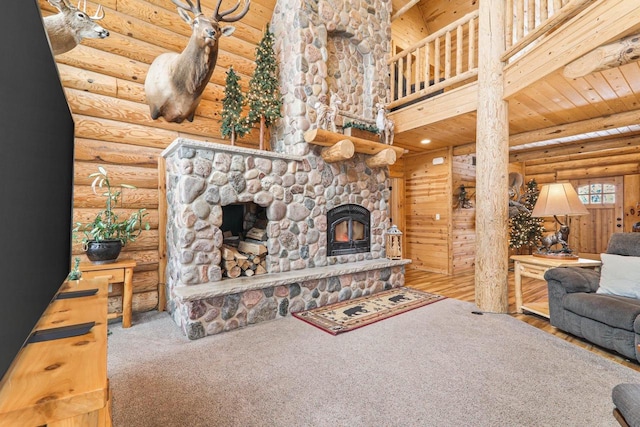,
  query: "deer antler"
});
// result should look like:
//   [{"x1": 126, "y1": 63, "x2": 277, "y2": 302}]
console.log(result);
[
  {"x1": 215, "y1": 0, "x2": 250, "y2": 23},
  {"x1": 171, "y1": 0, "x2": 203, "y2": 16},
  {"x1": 75, "y1": 0, "x2": 105, "y2": 20},
  {"x1": 91, "y1": 5, "x2": 104, "y2": 20}
]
